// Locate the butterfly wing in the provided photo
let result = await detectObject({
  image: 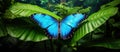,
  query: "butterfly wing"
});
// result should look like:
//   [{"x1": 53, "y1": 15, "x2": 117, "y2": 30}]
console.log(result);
[
  {"x1": 32, "y1": 14, "x2": 59, "y2": 39},
  {"x1": 60, "y1": 14, "x2": 85, "y2": 39}
]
